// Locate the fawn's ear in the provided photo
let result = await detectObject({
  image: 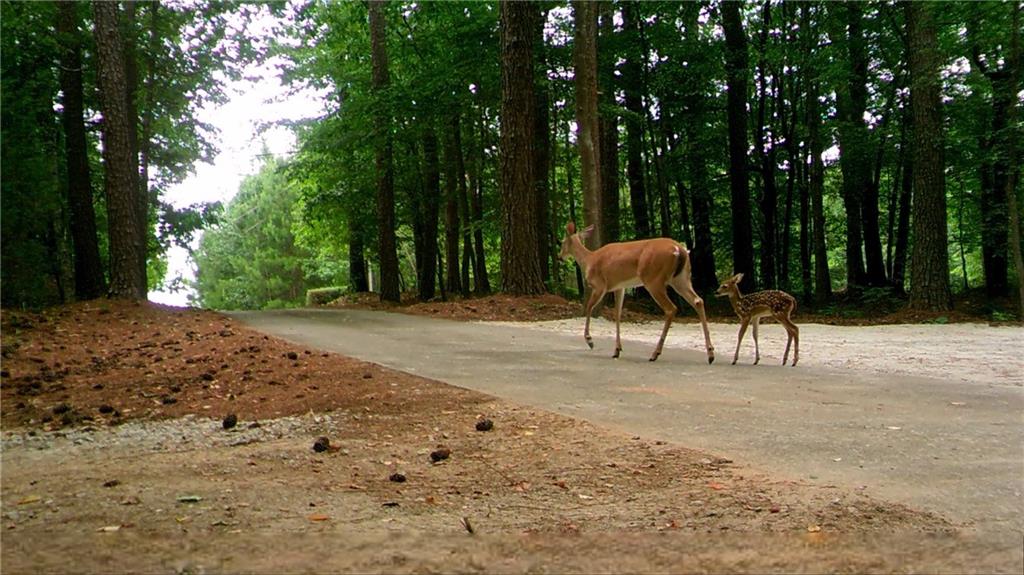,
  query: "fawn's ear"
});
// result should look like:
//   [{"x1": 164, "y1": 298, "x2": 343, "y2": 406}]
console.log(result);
[
  {"x1": 566, "y1": 222, "x2": 576, "y2": 235},
  {"x1": 579, "y1": 224, "x2": 595, "y2": 240},
  {"x1": 733, "y1": 272, "x2": 744, "y2": 283}
]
